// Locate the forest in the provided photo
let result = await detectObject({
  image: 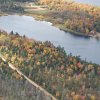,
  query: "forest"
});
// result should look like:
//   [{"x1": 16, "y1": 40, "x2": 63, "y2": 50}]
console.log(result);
[
  {"x1": 0, "y1": 31, "x2": 100, "y2": 100},
  {"x1": 0, "y1": 0, "x2": 100, "y2": 100},
  {"x1": 0, "y1": 0, "x2": 35, "y2": 12},
  {"x1": 38, "y1": 0, "x2": 100, "y2": 36},
  {"x1": 0, "y1": 57, "x2": 50, "y2": 100}
]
